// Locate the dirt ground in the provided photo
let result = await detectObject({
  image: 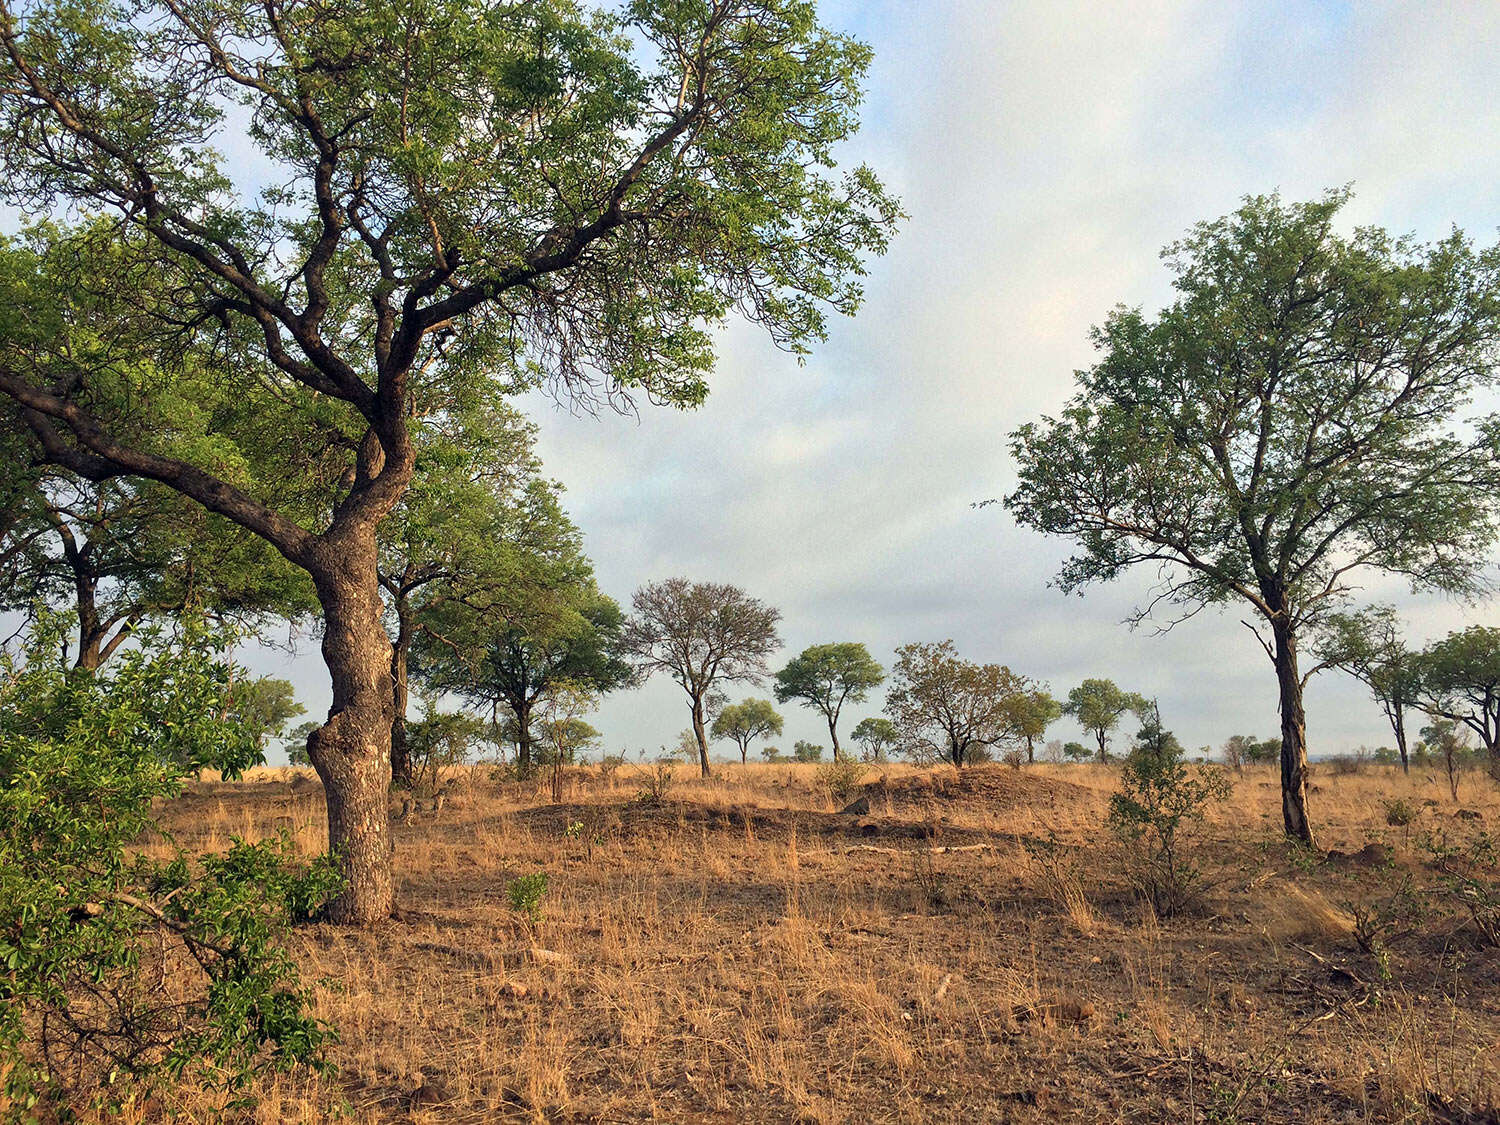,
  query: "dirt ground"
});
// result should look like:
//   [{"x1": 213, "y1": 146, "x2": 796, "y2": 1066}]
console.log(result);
[{"x1": 139, "y1": 760, "x2": 1500, "y2": 1123}]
